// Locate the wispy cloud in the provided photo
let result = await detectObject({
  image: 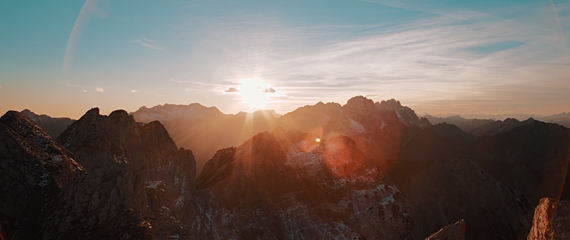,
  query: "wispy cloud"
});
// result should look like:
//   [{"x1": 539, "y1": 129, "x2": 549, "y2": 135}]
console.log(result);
[
  {"x1": 133, "y1": 36, "x2": 165, "y2": 50},
  {"x1": 95, "y1": 87, "x2": 104, "y2": 92},
  {"x1": 130, "y1": 89, "x2": 138, "y2": 93},
  {"x1": 252, "y1": 3, "x2": 570, "y2": 114}
]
